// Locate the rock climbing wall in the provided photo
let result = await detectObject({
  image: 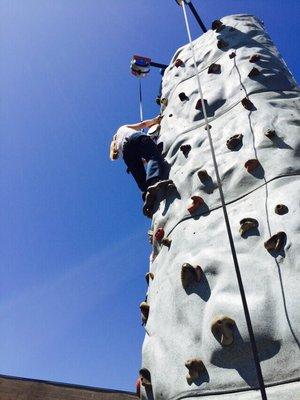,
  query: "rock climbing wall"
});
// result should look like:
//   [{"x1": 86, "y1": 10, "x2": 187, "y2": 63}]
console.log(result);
[{"x1": 139, "y1": 14, "x2": 300, "y2": 400}]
